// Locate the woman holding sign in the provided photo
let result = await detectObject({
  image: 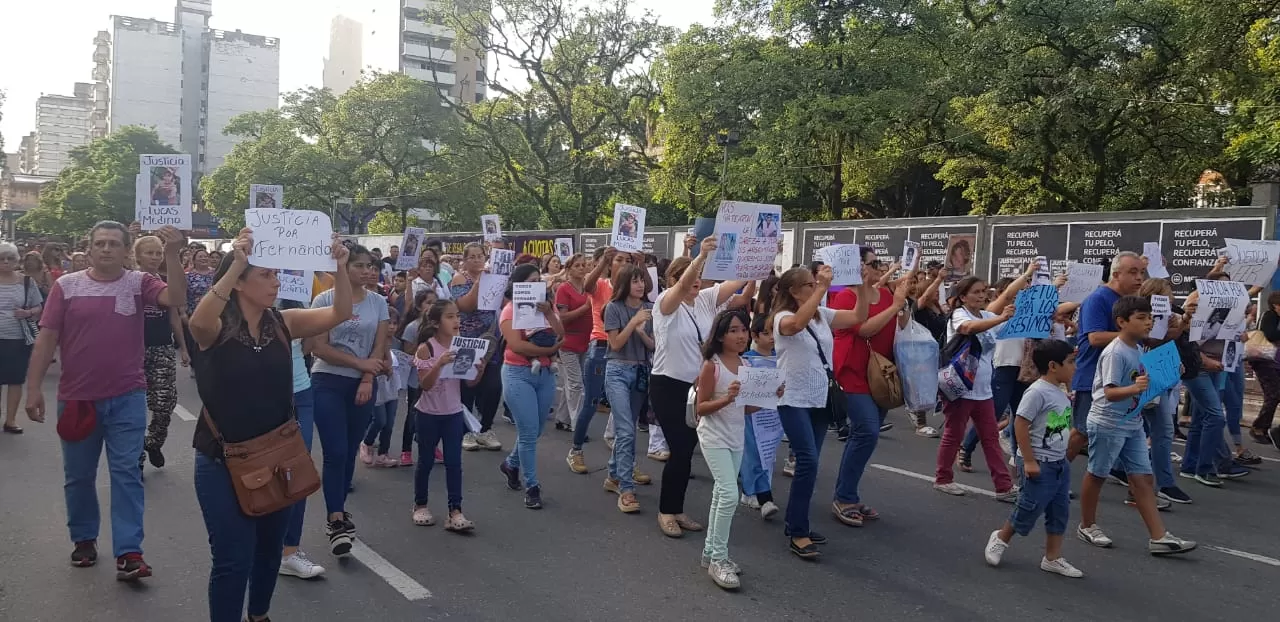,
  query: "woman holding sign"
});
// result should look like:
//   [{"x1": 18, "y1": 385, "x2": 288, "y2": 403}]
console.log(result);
[
  {"x1": 451, "y1": 243, "x2": 503, "y2": 451},
  {"x1": 187, "y1": 230, "x2": 353, "y2": 622}
]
